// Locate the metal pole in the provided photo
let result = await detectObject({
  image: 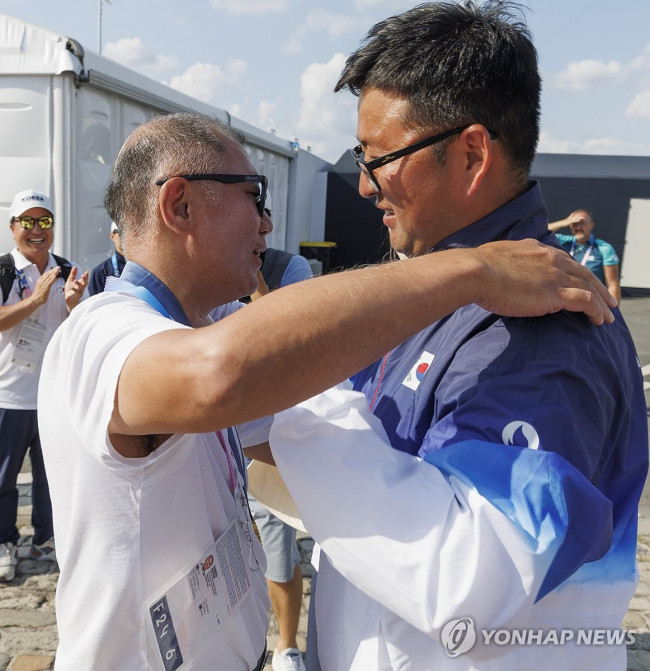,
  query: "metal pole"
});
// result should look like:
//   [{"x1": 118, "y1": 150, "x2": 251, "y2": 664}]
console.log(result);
[
  {"x1": 98, "y1": 0, "x2": 111, "y2": 54},
  {"x1": 98, "y1": 0, "x2": 102, "y2": 53}
]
